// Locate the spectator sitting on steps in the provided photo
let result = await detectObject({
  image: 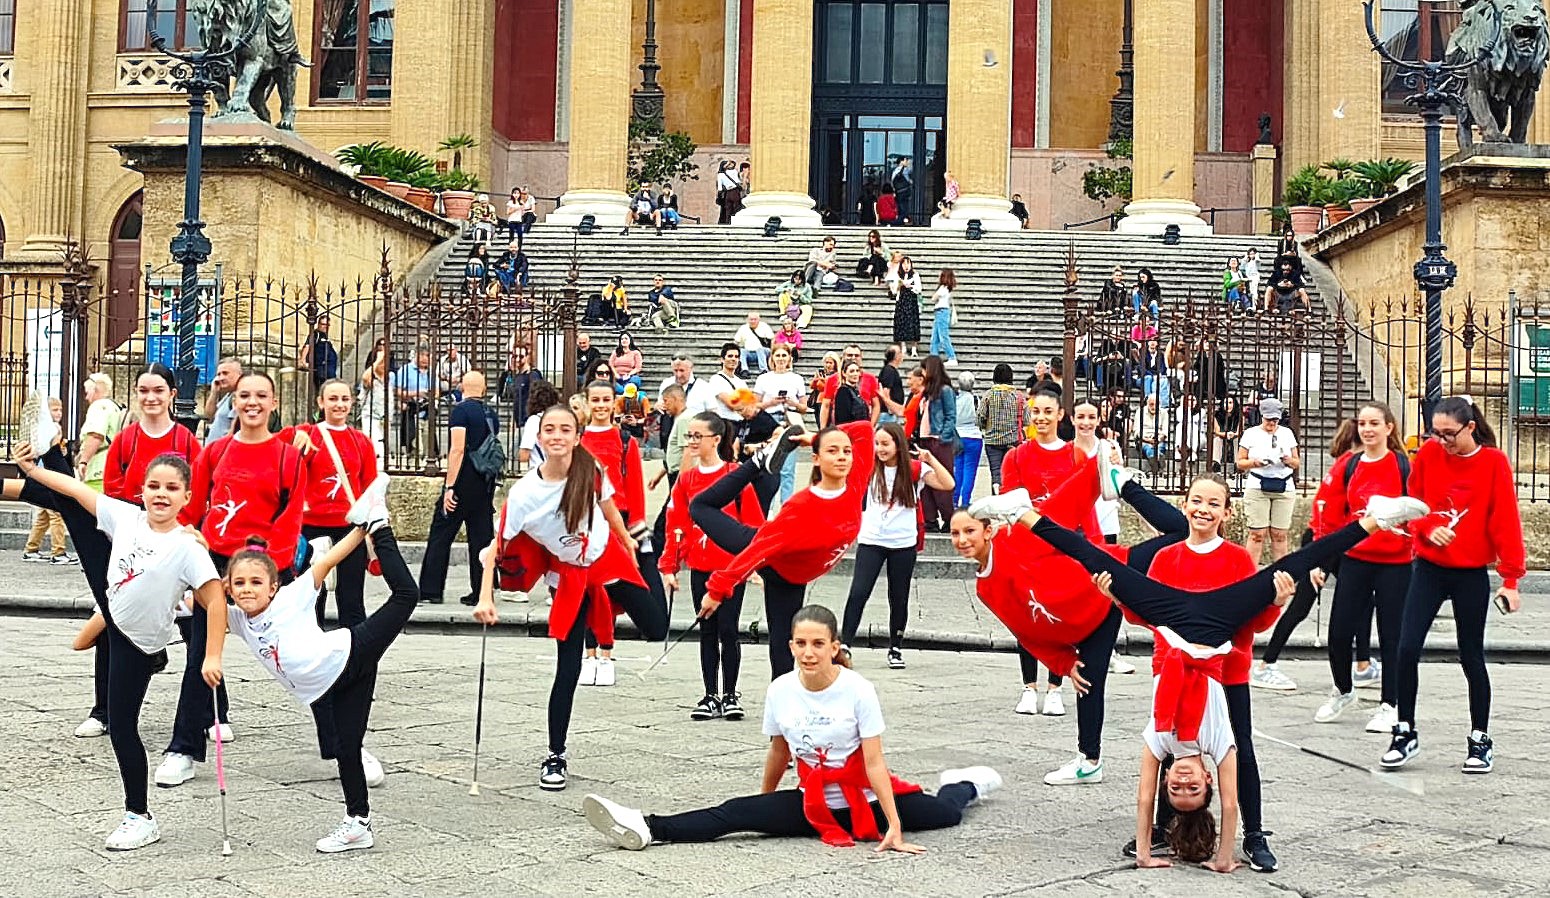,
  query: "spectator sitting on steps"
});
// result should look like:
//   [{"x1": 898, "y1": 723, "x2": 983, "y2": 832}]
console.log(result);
[
  {"x1": 734, "y1": 312, "x2": 775, "y2": 375},
  {"x1": 1265, "y1": 259, "x2": 1311, "y2": 315},
  {"x1": 463, "y1": 244, "x2": 489, "y2": 296},
  {"x1": 611, "y1": 332, "x2": 645, "y2": 394},
  {"x1": 575, "y1": 332, "x2": 603, "y2": 384},
  {"x1": 657, "y1": 184, "x2": 681, "y2": 229},
  {"x1": 622, "y1": 181, "x2": 663, "y2": 236},
  {"x1": 469, "y1": 194, "x2": 499, "y2": 241},
  {"x1": 777, "y1": 269, "x2": 815, "y2": 328},
  {"x1": 645, "y1": 275, "x2": 680, "y2": 330},
  {"x1": 773, "y1": 317, "x2": 804, "y2": 362},
  {"x1": 804, "y1": 235, "x2": 839, "y2": 290},
  {"x1": 493, "y1": 241, "x2": 530, "y2": 293}
]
